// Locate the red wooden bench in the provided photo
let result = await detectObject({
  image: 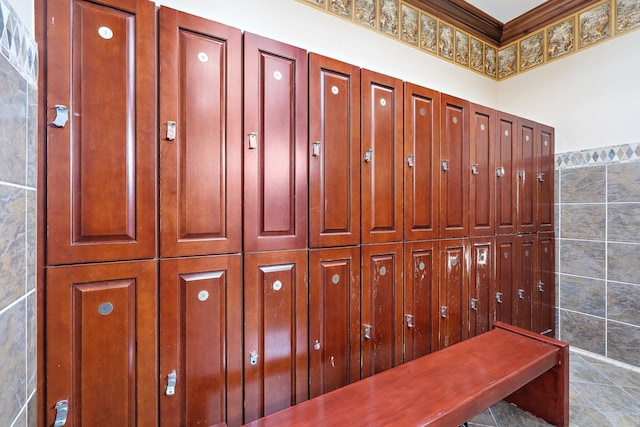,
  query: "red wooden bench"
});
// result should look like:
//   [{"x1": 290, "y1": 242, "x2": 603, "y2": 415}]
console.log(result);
[{"x1": 241, "y1": 322, "x2": 569, "y2": 427}]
